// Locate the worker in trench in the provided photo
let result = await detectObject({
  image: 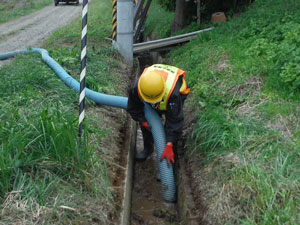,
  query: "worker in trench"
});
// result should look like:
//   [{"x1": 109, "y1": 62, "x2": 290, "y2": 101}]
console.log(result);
[{"x1": 127, "y1": 64, "x2": 190, "y2": 167}]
